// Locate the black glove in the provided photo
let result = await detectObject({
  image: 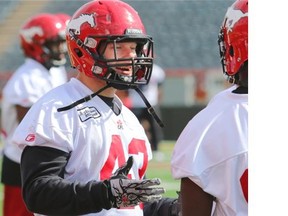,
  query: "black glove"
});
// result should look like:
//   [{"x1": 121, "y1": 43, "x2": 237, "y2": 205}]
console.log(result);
[
  {"x1": 104, "y1": 156, "x2": 165, "y2": 208},
  {"x1": 169, "y1": 191, "x2": 181, "y2": 216}
]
